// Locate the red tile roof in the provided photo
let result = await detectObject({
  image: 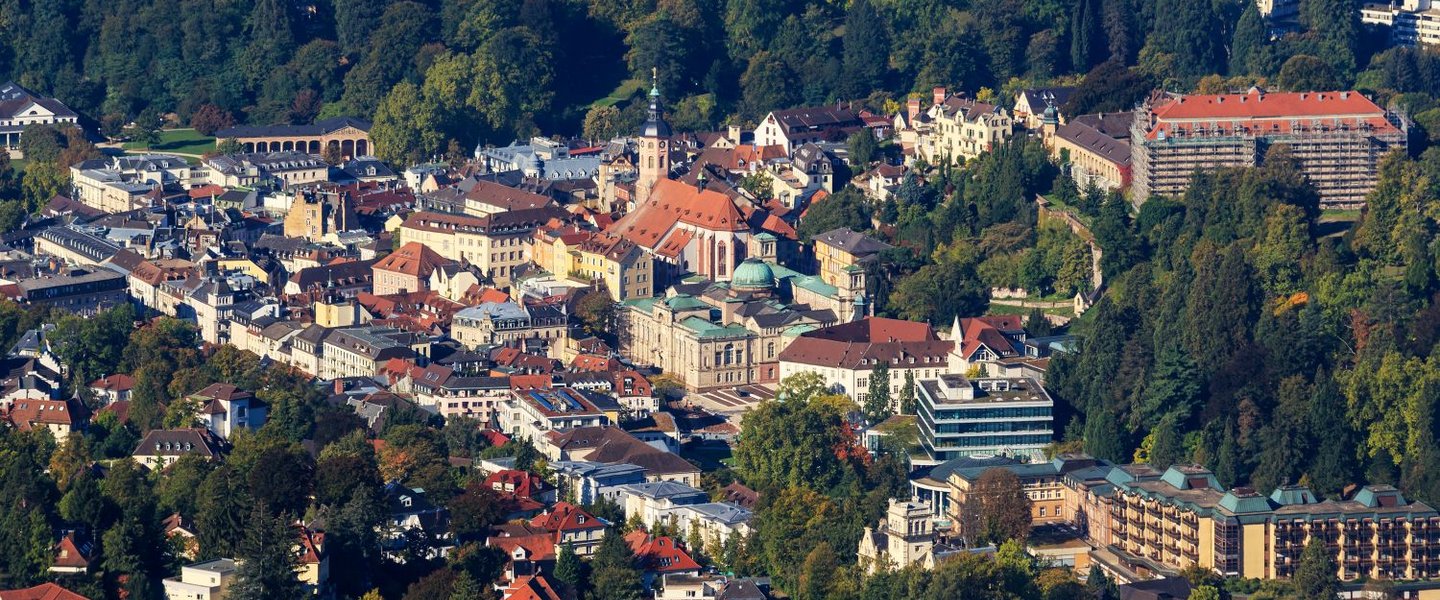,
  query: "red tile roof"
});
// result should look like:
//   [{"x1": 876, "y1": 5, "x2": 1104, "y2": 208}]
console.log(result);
[
  {"x1": 529, "y1": 502, "x2": 604, "y2": 536},
  {"x1": 0, "y1": 583, "x2": 88, "y2": 600},
  {"x1": 6, "y1": 399, "x2": 82, "y2": 431},
  {"x1": 1145, "y1": 90, "x2": 1399, "y2": 140},
  {"x1": 89, "y1": 374, "x2": 135, "y2": 392},
  {"x1": 609, "y1": 179, "x2": 748, "y2": 249},
  {"x1": 52, "y1": 531, "x2": 95, "y2": 571},
  {"x1": 485, "y1": 469, "x2": 551, "y2": 499},
  {"x1": 502, "y1": 575, "x2": 566, "y2": 600},
  {"x1": 624, "y1": 531, "x2": 702, "y2": 574},
  {"x1": 374, "y1": 242, "x2": 457, "y2": 278},
  {"x1": 488, "y1": 532, "x2": 557, "y2": 562}
]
